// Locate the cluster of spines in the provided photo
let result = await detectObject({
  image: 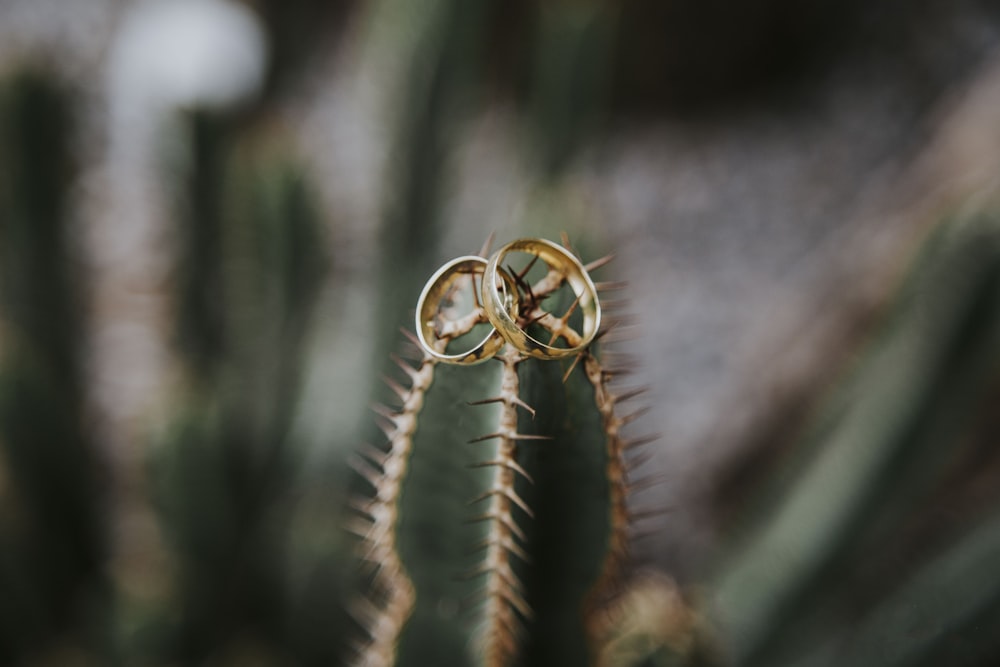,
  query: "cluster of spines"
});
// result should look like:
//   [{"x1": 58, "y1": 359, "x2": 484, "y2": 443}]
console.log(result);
[
  {"x1": 466, "y1": 349, "x2": 545, "y2": 666},
  {"x1": 581, "y1": 281, "x2": 665, "y2": 656},
  {"x1": 347, "y1": 332, "x2": 435, "y2": 667}
]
